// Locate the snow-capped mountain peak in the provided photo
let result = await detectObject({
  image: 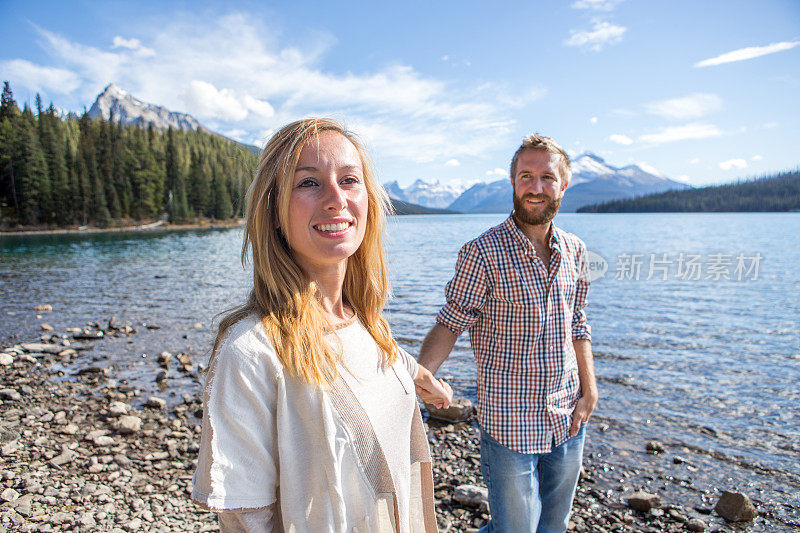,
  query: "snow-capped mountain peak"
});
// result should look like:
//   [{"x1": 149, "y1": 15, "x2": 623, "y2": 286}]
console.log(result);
[
  {"x1": 383, "y1": 179, "x2": 466, "y2": 209},
  {"x1": 87, "y1": 84, "x2": 208, "y2": 133}
]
